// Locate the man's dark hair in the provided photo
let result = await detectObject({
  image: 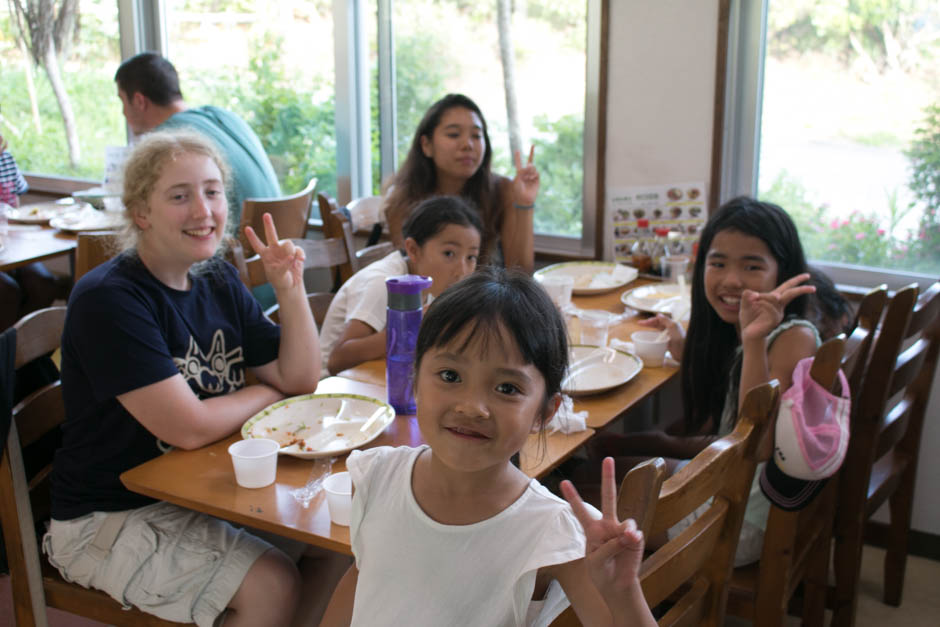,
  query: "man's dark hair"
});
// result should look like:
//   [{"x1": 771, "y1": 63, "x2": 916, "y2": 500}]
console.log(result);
[{"x1": 114, "y1": 52, "x2": 183, "y2": 106}]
